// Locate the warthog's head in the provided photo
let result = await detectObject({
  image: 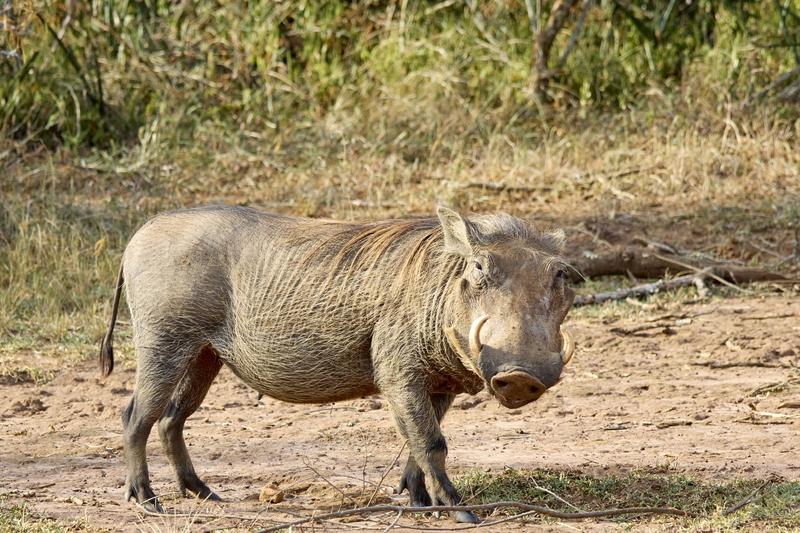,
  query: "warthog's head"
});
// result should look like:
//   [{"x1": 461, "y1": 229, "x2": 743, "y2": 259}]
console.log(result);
[{"x1": 440, "y1": 207, "x2": 575, "y2": 408}]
